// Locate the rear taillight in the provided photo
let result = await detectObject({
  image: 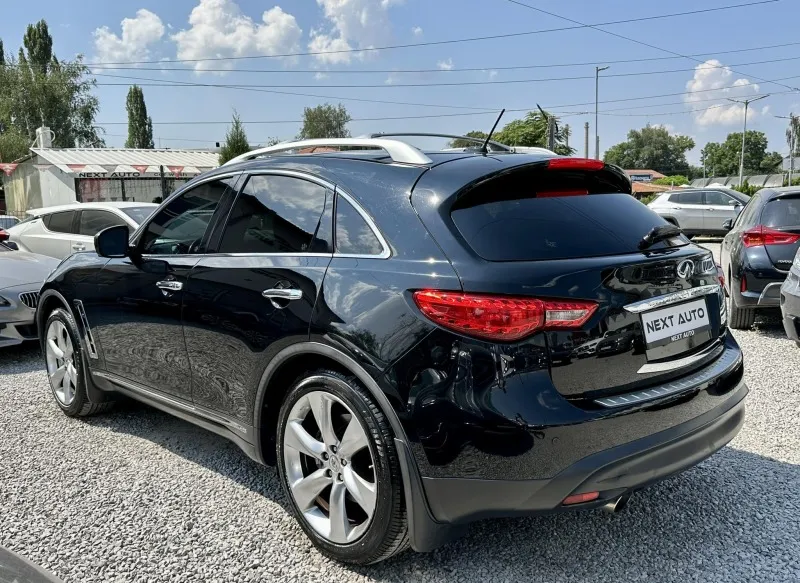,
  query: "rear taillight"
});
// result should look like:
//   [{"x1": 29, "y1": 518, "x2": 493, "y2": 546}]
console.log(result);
[
  {"x1": 742, "y1": 225, "x2": 800, "y2": 247},
  {"x1": 547, "y1": 158, "x2": 605, "y2": 171},
  {"x1": 412, "y1": 290, "x2": 597, "y2": 342},
  {"x1": 0, "y1": 230, "x2": 7, "y2": 242}
]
